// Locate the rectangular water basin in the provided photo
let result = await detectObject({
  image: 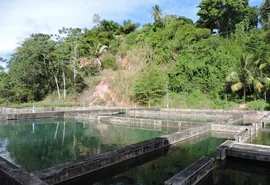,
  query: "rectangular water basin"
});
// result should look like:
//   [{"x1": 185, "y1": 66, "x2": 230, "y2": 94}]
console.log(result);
[
  {"x1": 0, "y1": 118, "x2": 178, "y2": 172},
  {"x1": 59, "y1": 132, "x2": 230, "y2": 185}
]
